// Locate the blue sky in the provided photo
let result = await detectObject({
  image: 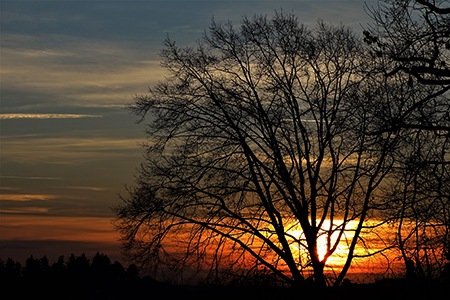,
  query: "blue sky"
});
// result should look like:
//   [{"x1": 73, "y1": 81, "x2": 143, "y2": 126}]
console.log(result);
[{"x1": 1, "y1": 0, "x2": 376, "y2": 263}]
